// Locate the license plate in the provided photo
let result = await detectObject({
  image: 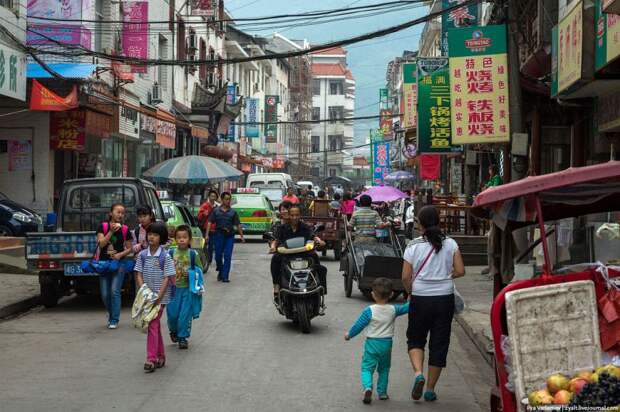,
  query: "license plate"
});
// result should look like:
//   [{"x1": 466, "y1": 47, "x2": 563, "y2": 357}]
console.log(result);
[{"x1": 64, "y1": 263, "x2": 92, "y2": 276}]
